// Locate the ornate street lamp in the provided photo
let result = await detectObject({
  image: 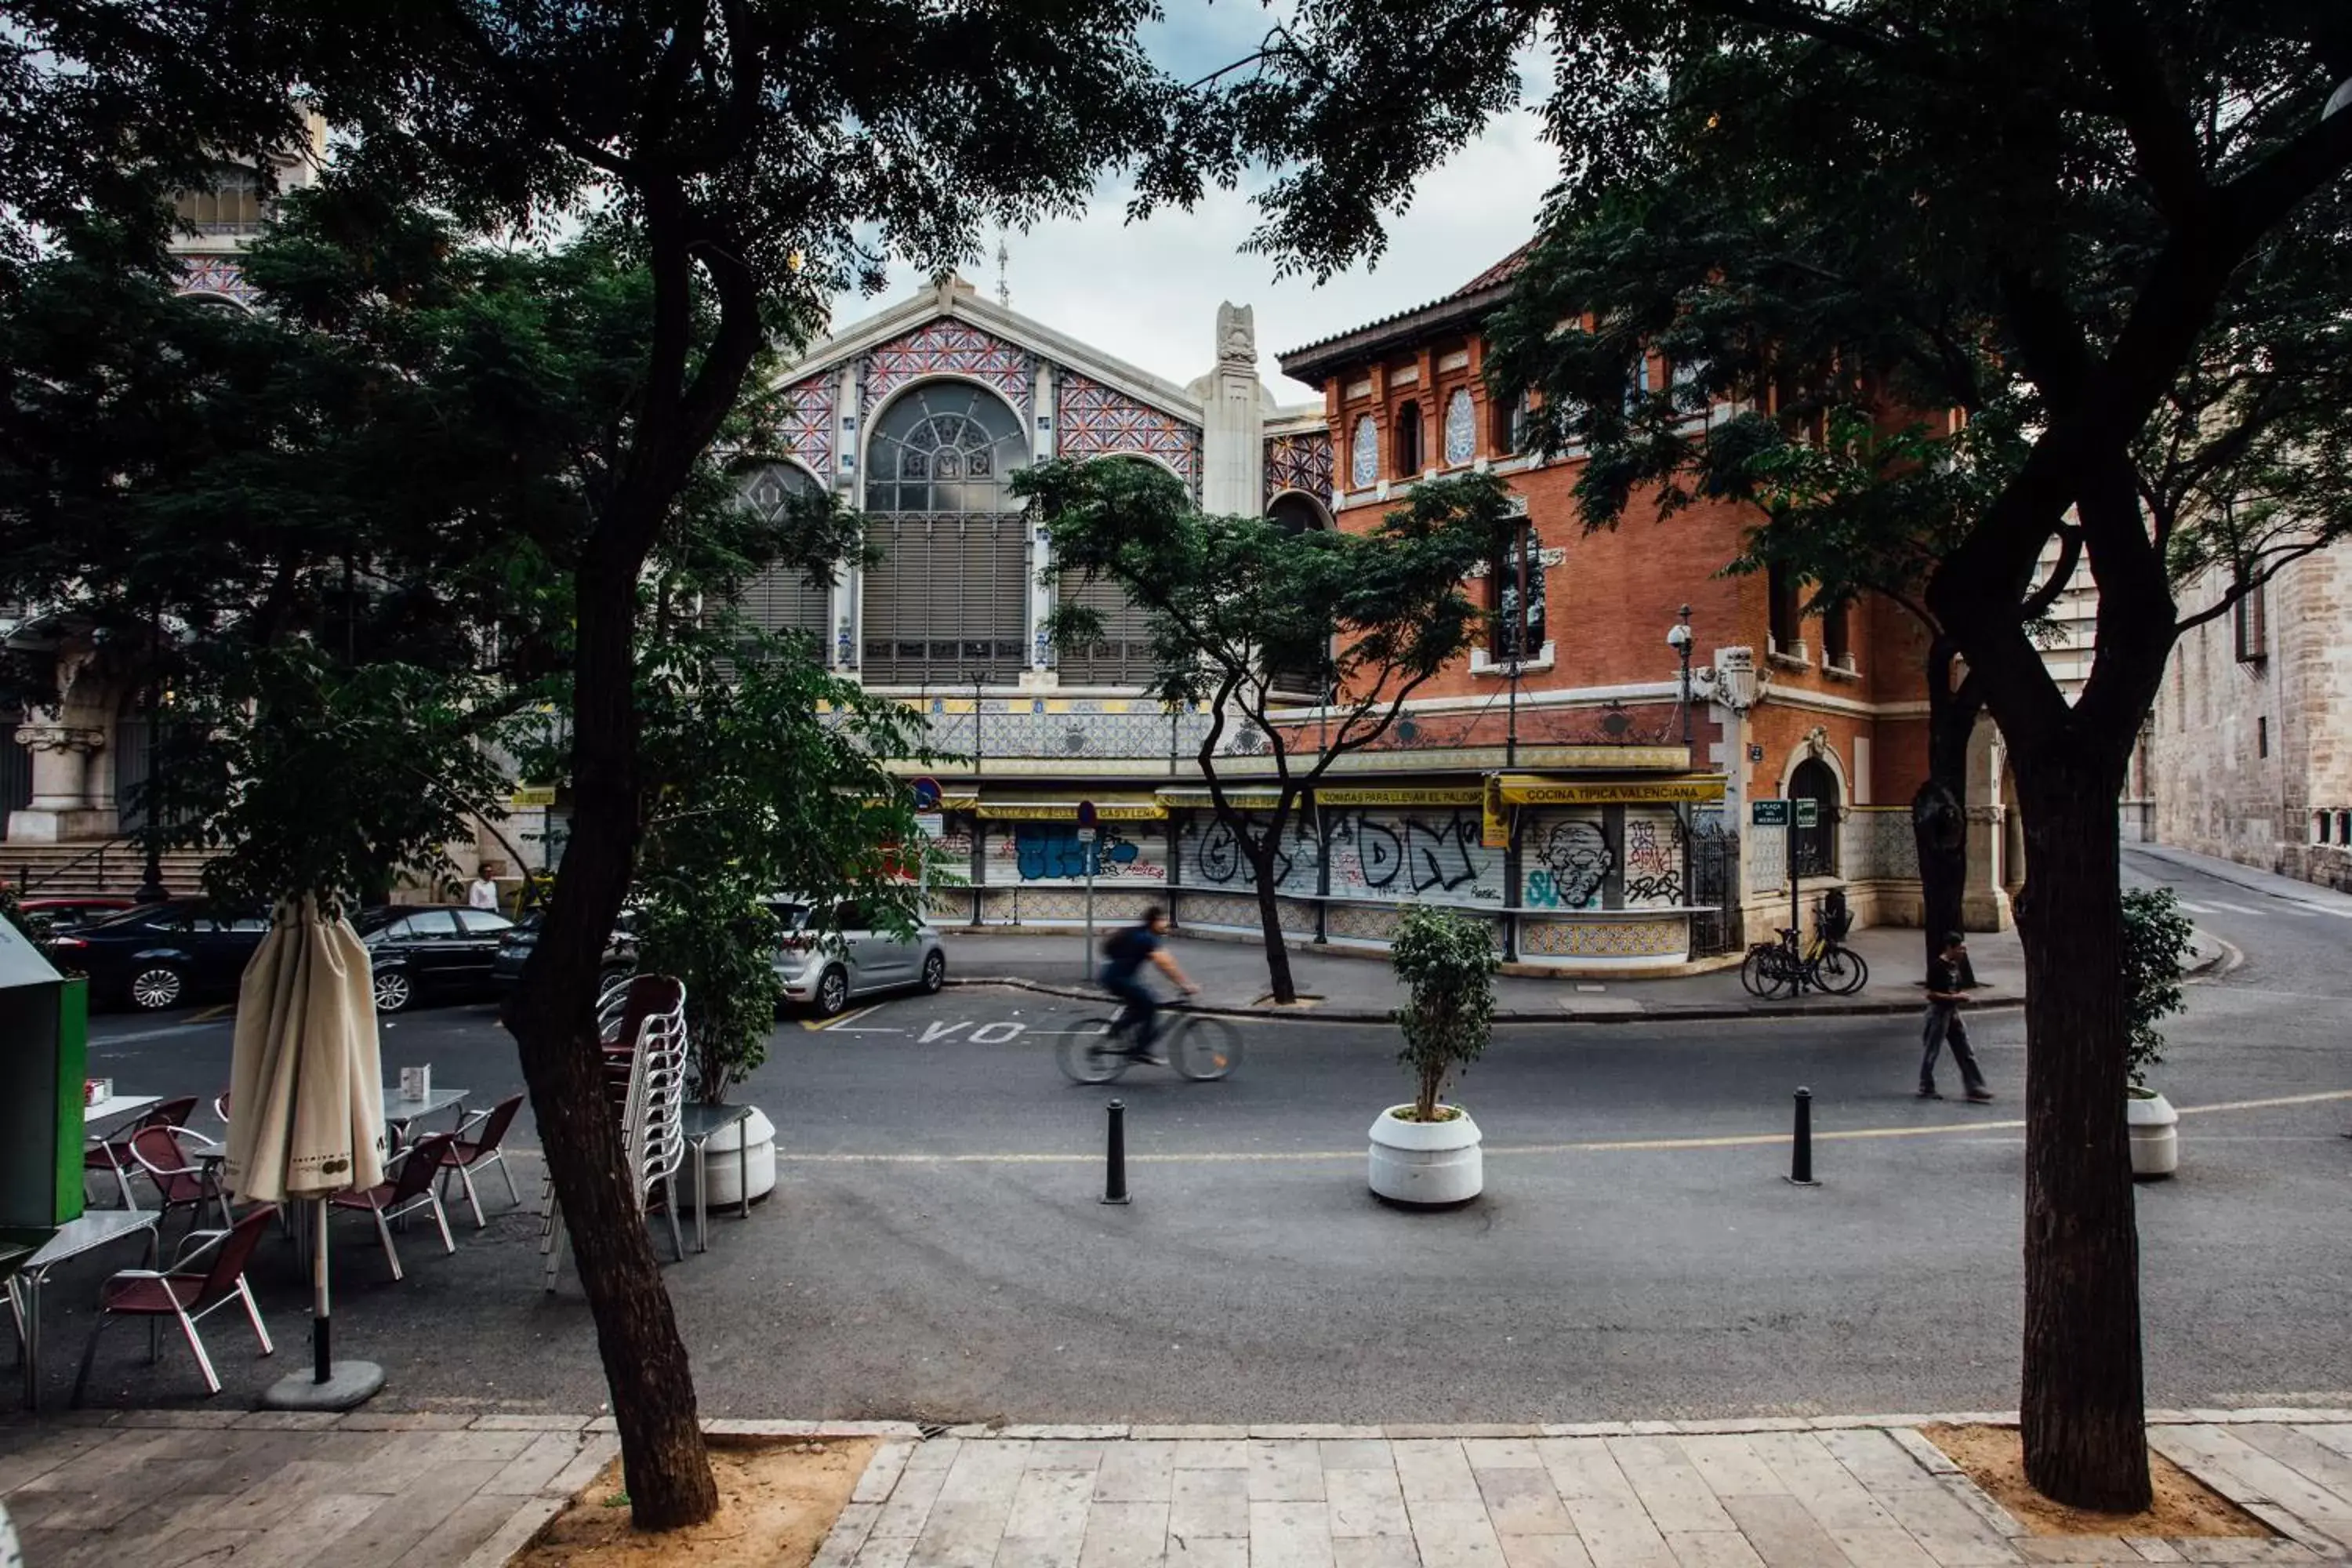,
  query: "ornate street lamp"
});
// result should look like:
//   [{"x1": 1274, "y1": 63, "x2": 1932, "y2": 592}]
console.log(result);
[{"x1": 1666, "y1": 604, "x2": 1695, "y2": 747}]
